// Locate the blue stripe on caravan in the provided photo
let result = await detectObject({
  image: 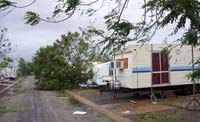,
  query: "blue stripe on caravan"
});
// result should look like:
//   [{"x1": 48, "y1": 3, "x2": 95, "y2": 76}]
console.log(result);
[
  {"x1": 132, "y1": 67, "x2": 151, "y2": 73},
  {"x1": 170, "y1": 66, "x2": 200, "y2": 71},
  {"x1": 132, "y1": 66, "x2": 200, "y2": 73}
]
